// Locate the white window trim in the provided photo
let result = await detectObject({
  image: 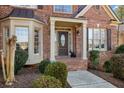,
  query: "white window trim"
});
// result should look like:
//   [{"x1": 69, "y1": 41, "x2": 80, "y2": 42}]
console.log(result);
[
  {"x1": 53, "y1": 5, "x2": 72, "y2": 14},
  {"x1": 88, "y1": 28, "x2": 107, "y2": 51},
  {"x1": 34, "y1": 29, "x2": 40, "y2": 55},
  {"x1": 15, "y1": 26, "x2": 29, "y2": 52}
]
